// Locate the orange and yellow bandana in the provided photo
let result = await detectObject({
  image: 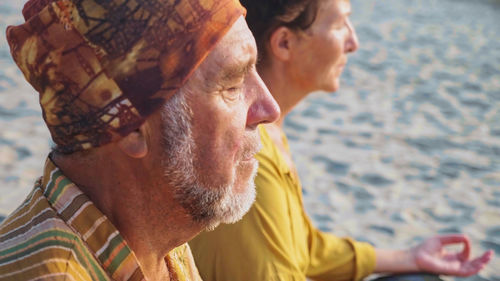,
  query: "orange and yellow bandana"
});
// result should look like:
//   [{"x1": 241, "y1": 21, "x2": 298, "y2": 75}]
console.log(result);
[{"x1": 7, "y1": 0, "x2": 245, "y2": 153}]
